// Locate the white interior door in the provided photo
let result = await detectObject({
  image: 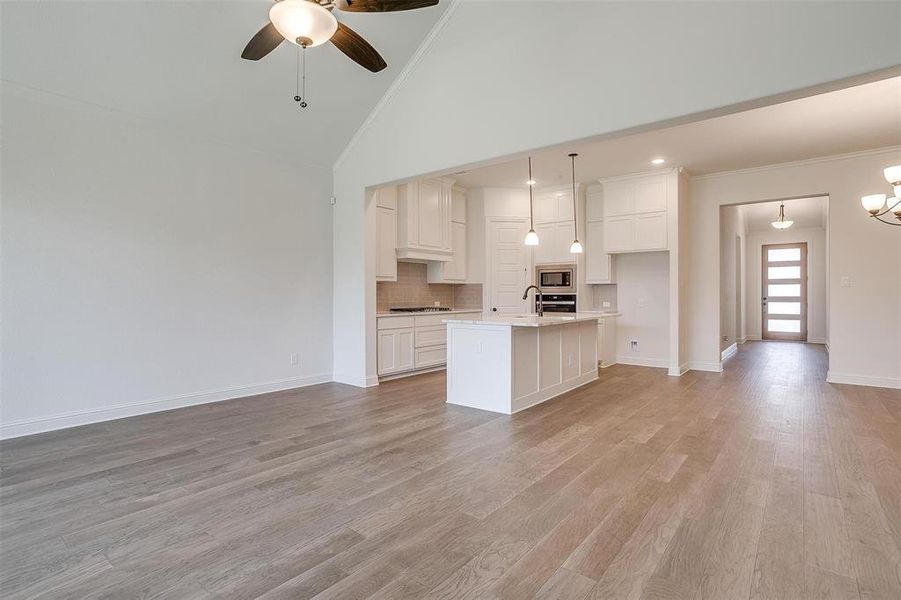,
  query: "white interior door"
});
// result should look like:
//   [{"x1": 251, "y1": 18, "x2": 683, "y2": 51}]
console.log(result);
[{"x1": 488, "y1": 219, "x2": 530, "y2": 314}]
